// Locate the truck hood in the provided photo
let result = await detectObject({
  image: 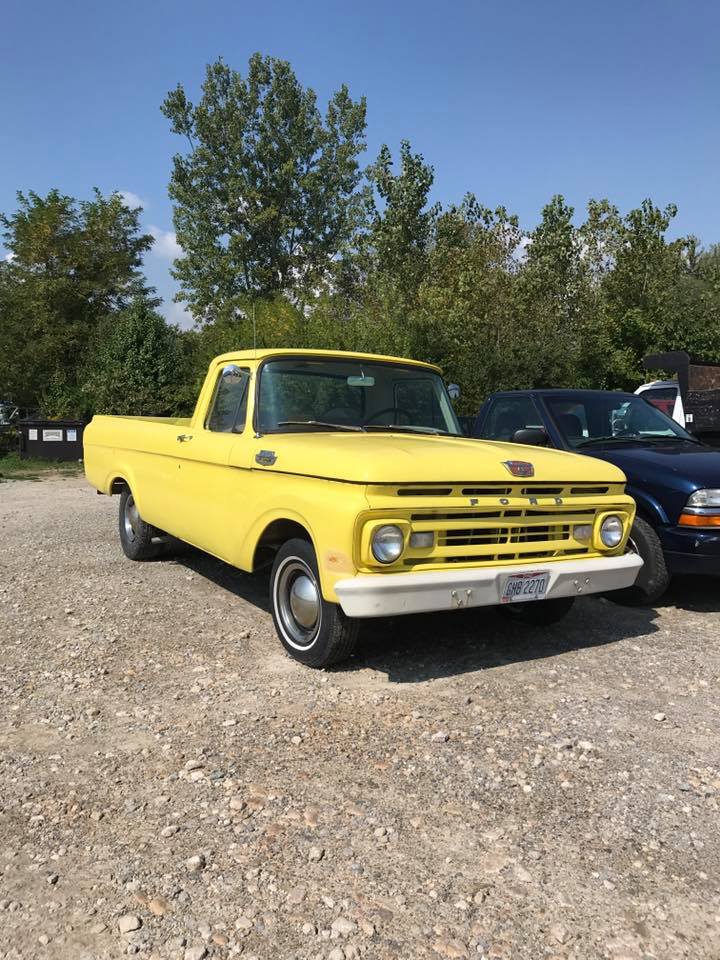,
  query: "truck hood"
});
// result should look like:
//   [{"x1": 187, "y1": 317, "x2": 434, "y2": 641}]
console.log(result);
[
  {"x1": 585, "y1": 441, "x2": 720, "y2": 492},
  {"x1": 258, "y1": 432, "x2": 627, "y2": 484}
]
